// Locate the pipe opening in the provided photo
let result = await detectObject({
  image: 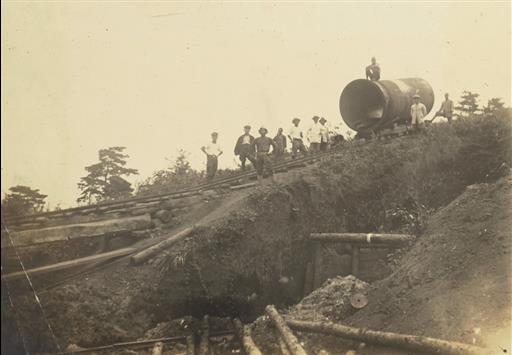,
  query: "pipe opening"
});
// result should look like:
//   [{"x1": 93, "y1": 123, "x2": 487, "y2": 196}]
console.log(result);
[{"x1": 339, "y1": 80, "x2": 386, "y2": 131}]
